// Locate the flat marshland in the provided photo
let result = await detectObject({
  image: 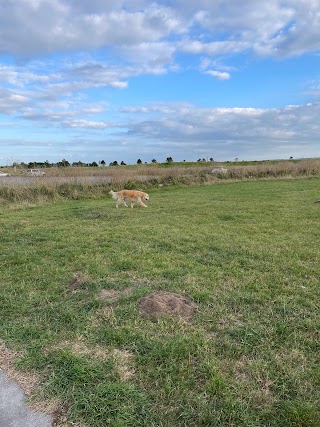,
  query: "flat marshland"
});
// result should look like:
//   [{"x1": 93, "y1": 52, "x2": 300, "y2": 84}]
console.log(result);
[{"x1": 1, "y1": 177, "x2": 319, "y2": 426}]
